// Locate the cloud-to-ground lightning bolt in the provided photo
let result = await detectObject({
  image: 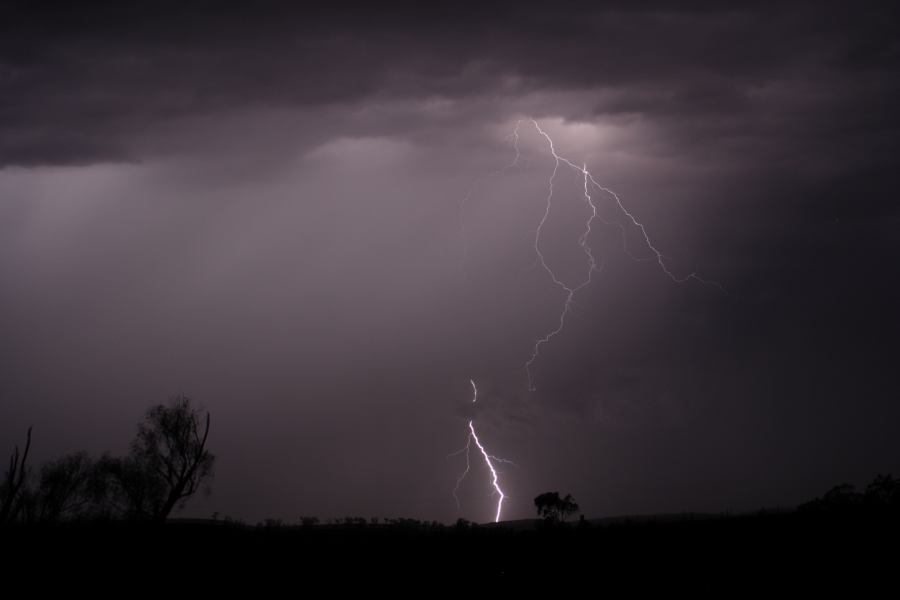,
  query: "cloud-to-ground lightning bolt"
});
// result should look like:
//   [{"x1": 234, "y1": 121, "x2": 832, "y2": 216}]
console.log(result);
[
  {"x1": 450, "y1": 379, "x2": 510, "y2": 523},
  {"x1": 525, "y1": 119, "x2": 725, "y2": 390},
  {"x1": 450, "y1": 118, "x2": 723, "y2": 518}
]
